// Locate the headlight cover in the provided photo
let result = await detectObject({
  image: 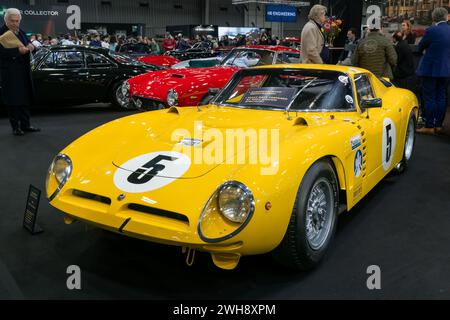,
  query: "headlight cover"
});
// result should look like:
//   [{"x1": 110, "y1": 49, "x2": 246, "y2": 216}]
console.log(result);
[
  {"x1": 46, "y1": 154, "x2": 72, "y2": 201},
  {"x1": 198, "y1": 181, "x2": 255, "y2": 243},
  {"x1": 166, "y1": 88, "x2": 179, "y2": 106},
  {"x1": 218, "y1": 183, "x2": 254, "y2": 223}
]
